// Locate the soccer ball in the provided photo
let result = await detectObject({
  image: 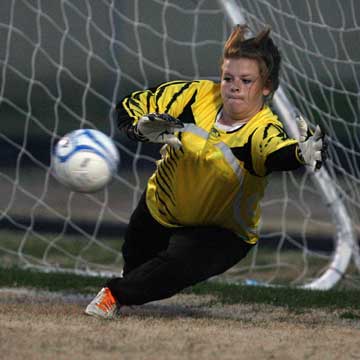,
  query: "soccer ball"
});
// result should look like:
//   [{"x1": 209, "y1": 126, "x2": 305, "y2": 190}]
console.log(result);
[{"x1": 51, "y1": 129, "x2": 119, "y2": 193}]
